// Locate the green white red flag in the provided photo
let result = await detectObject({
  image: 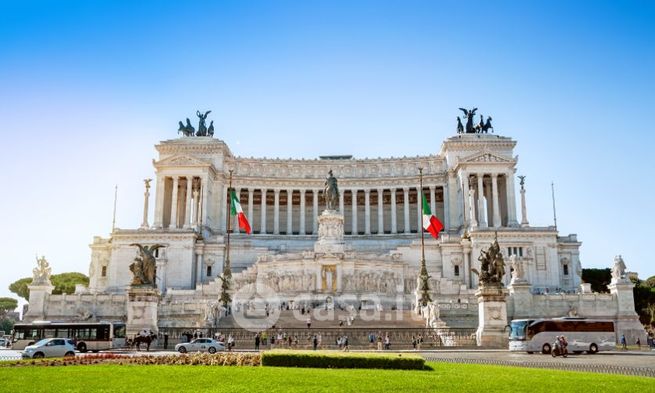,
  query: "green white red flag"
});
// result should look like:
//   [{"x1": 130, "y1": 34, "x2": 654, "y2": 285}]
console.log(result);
[
  {"x1": 422, "y1": 194, "x2": 443, "y2": 239},
  {"x1": 230, "y1": 189, "x2": 251, "y2": 234}
]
